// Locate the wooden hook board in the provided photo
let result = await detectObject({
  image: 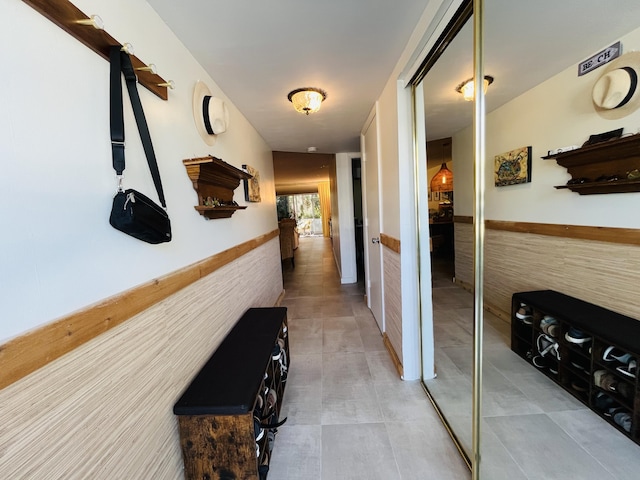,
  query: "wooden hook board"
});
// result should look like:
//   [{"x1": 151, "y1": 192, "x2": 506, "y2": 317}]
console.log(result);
[{"x1": 23, "y1": 0, "x2": 169, "y2": 100}]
